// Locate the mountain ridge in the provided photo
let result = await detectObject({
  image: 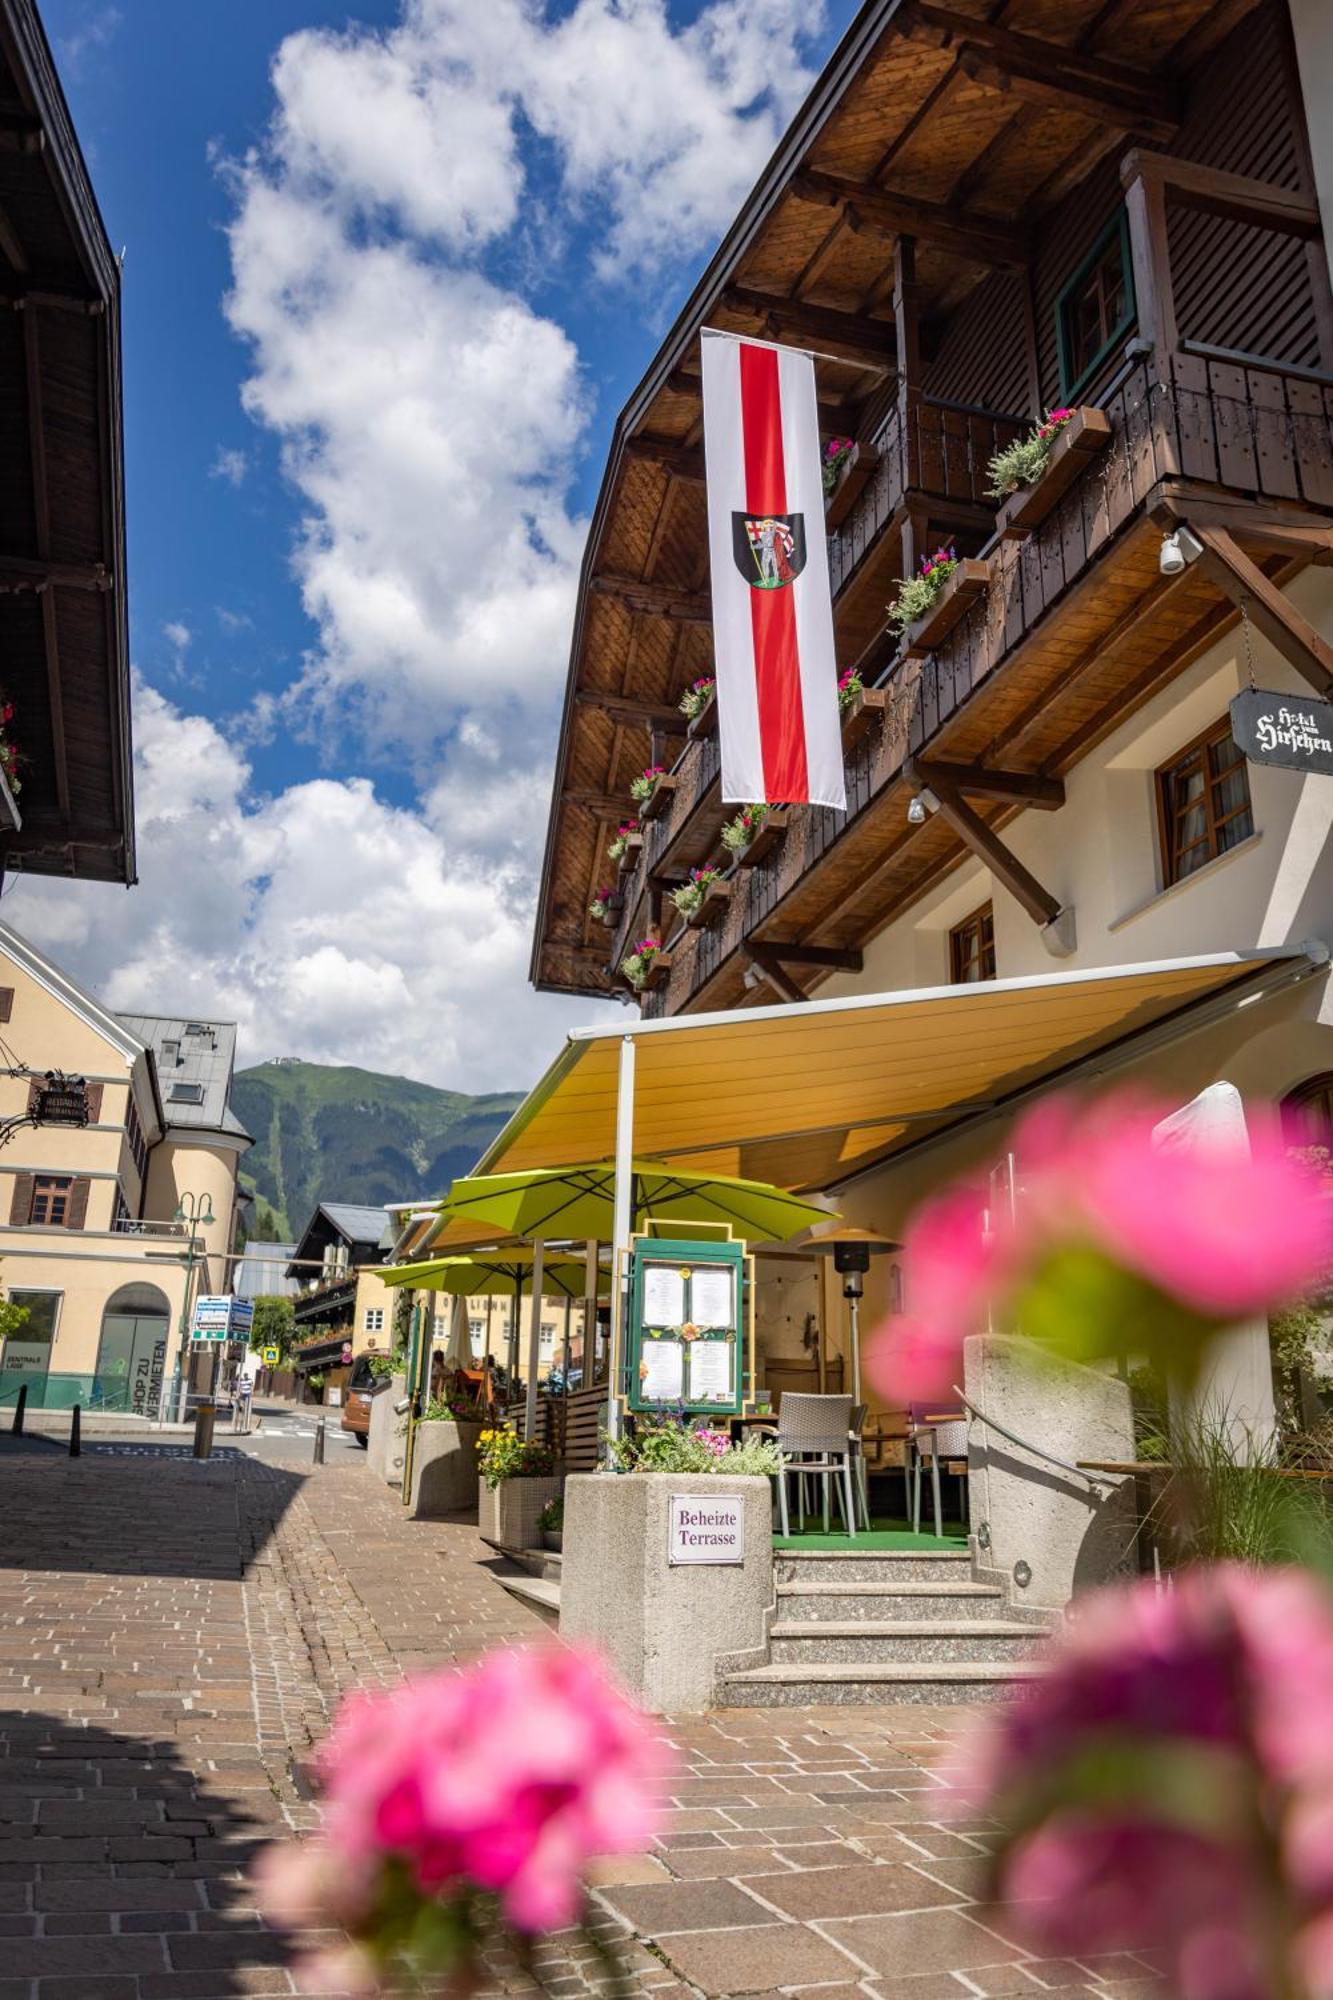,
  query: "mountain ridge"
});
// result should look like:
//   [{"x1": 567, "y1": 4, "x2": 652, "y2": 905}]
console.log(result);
[{"x1": 232, "y1": 1059, "x2": 523, "y2": 1240}]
